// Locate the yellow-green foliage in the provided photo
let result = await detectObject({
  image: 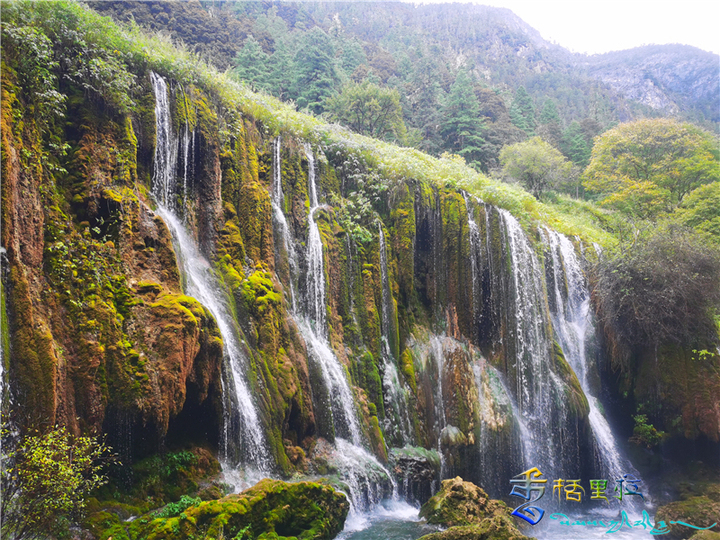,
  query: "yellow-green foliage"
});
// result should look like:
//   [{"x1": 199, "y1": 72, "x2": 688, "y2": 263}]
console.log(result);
[{"x1": 7, "y1": 0, "x2": 612, "y2": 243}]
